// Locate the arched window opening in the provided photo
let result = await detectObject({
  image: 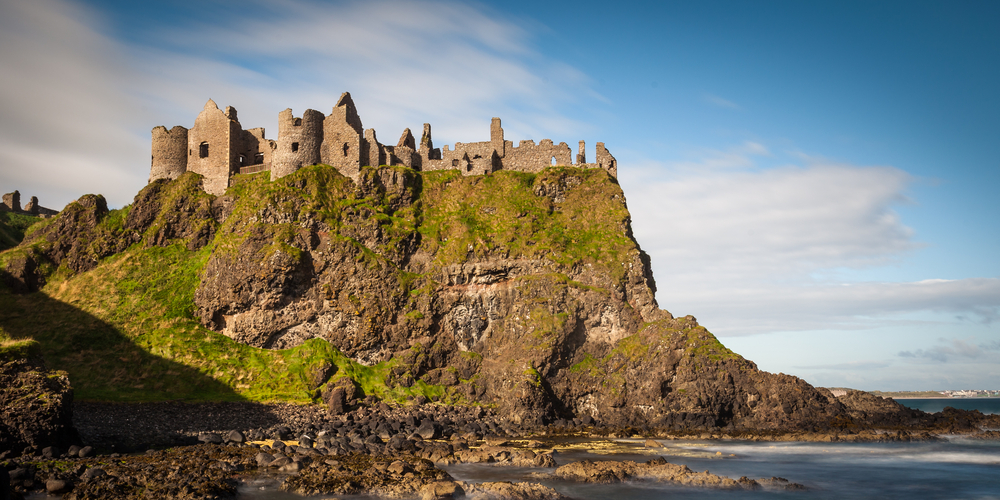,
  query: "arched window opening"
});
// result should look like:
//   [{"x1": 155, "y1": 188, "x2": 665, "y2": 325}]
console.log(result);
[
  {"x1": 466, "y1": 163, "x2": 473, "y2": 172},
  {"x1": 342, "y1": 143, "x2": 349, "y2": 157},
  {"x1": 551, "y1": 156, "x2": 557, "y2": 166},
  {"x1": 199, "y1": 142, "x2": 209, "y2": 158},
  {"x1": 291, "y1": 142, "x2": 299, "y2": 152},
  {"x1": 254, "y1": 153, "x2": 264, "y2": 165},
  {"x1": 452, "y1": 159, "x2": 459, "y2": 167},
  {"x1": 238, "y1": 155, "x2": 246, "y2": 166}
]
